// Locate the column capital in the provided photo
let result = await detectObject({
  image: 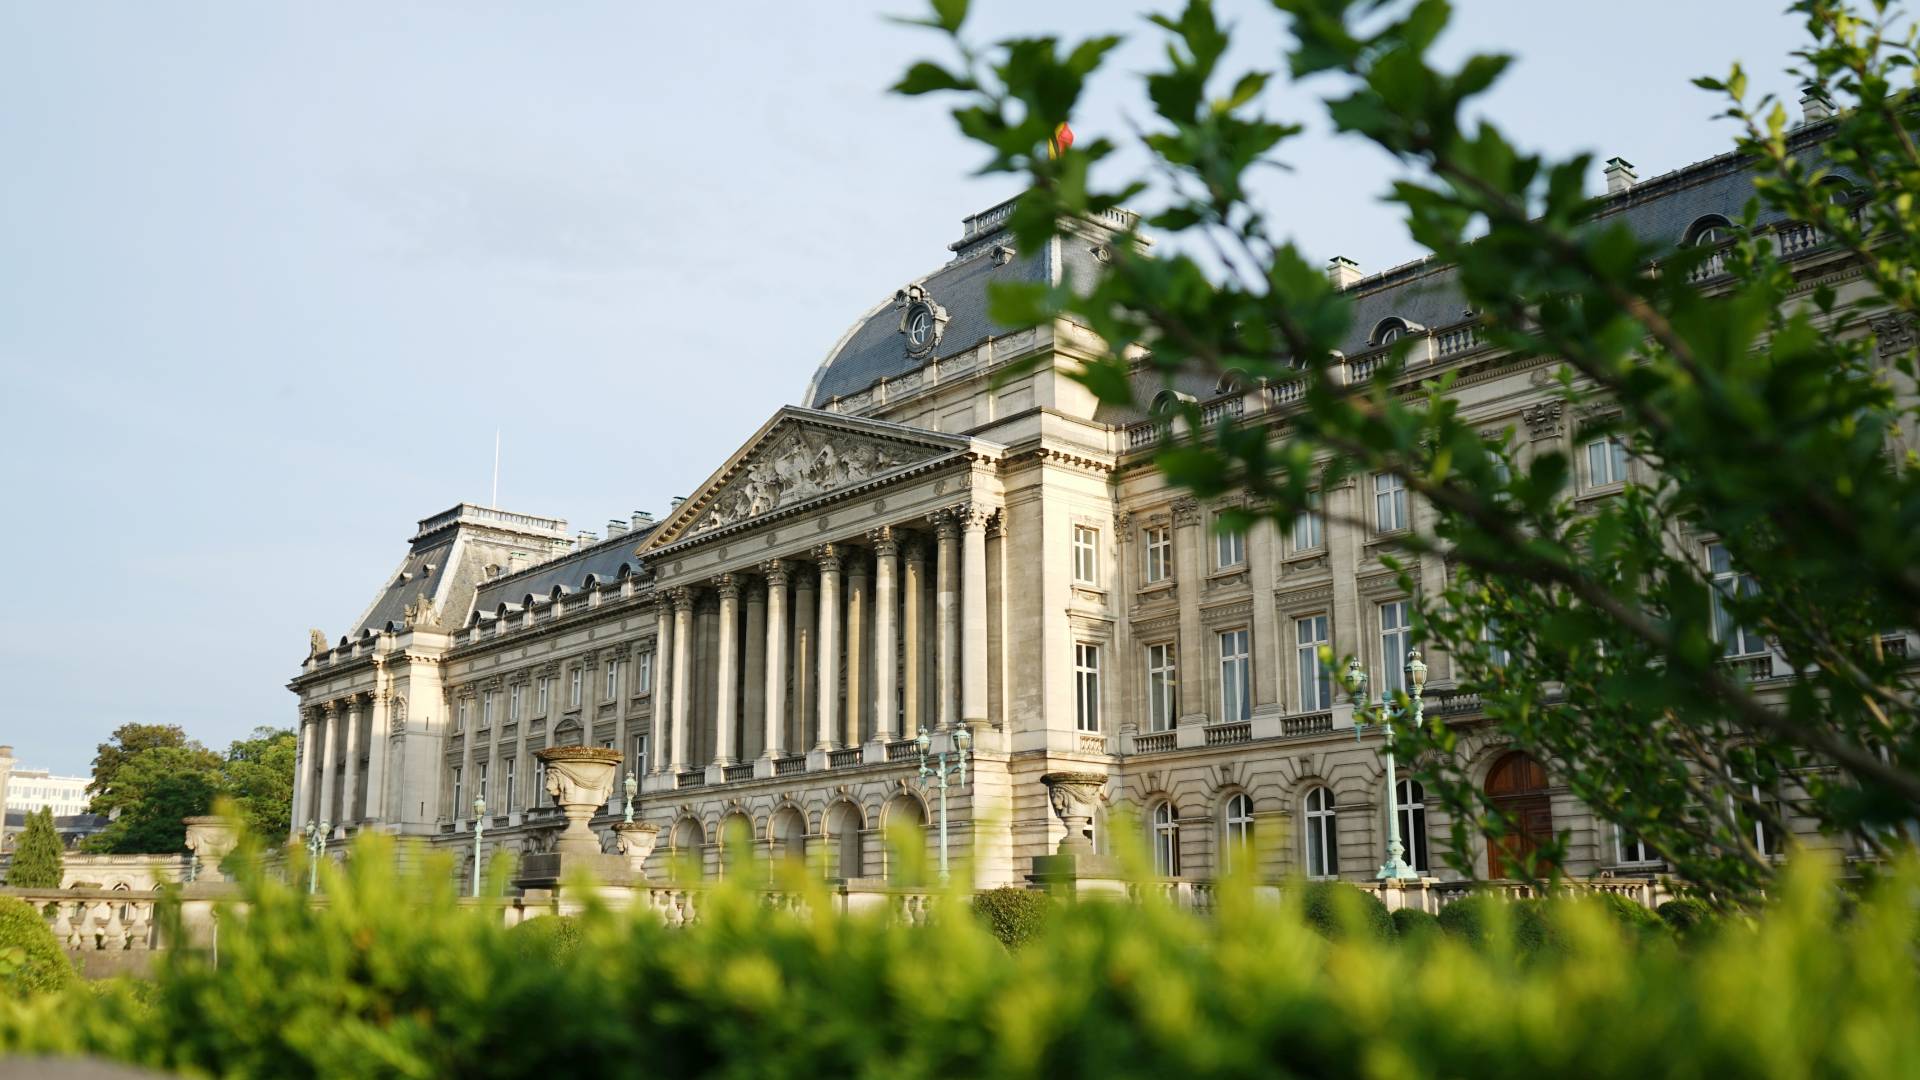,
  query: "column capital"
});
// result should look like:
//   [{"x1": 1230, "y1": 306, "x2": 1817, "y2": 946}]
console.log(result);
[
  {"x1": 812, "y1": 544, "x2": 843, "y2": 573},
  {"x1": 759, "y1": 558, "x2": 791, "y2": 587},
  {"x1": 667, "y1": 586, "x2": 698, "y2": 611},
  {"x1": 1171, "y1": 496, "x2": 1201, "y2": 528},
  {"x1": 867, "y1": 526, "x2": 900, "y2": 558},
  {"x1": 321, "y1": 701, "x2": 341, "y2": 718},
  {"x1": 1114, "y1": 510, "x2": 1134, "y2": 540},
  {"x1": 958, "y1": 503, "x2": 999, "y2": 532},
  {"x1": 932, "y1": 509, "x2": 962, "y2": 540},
  {"x1": 712, "y1": 573, "x2": 741, "y2": 601}
]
